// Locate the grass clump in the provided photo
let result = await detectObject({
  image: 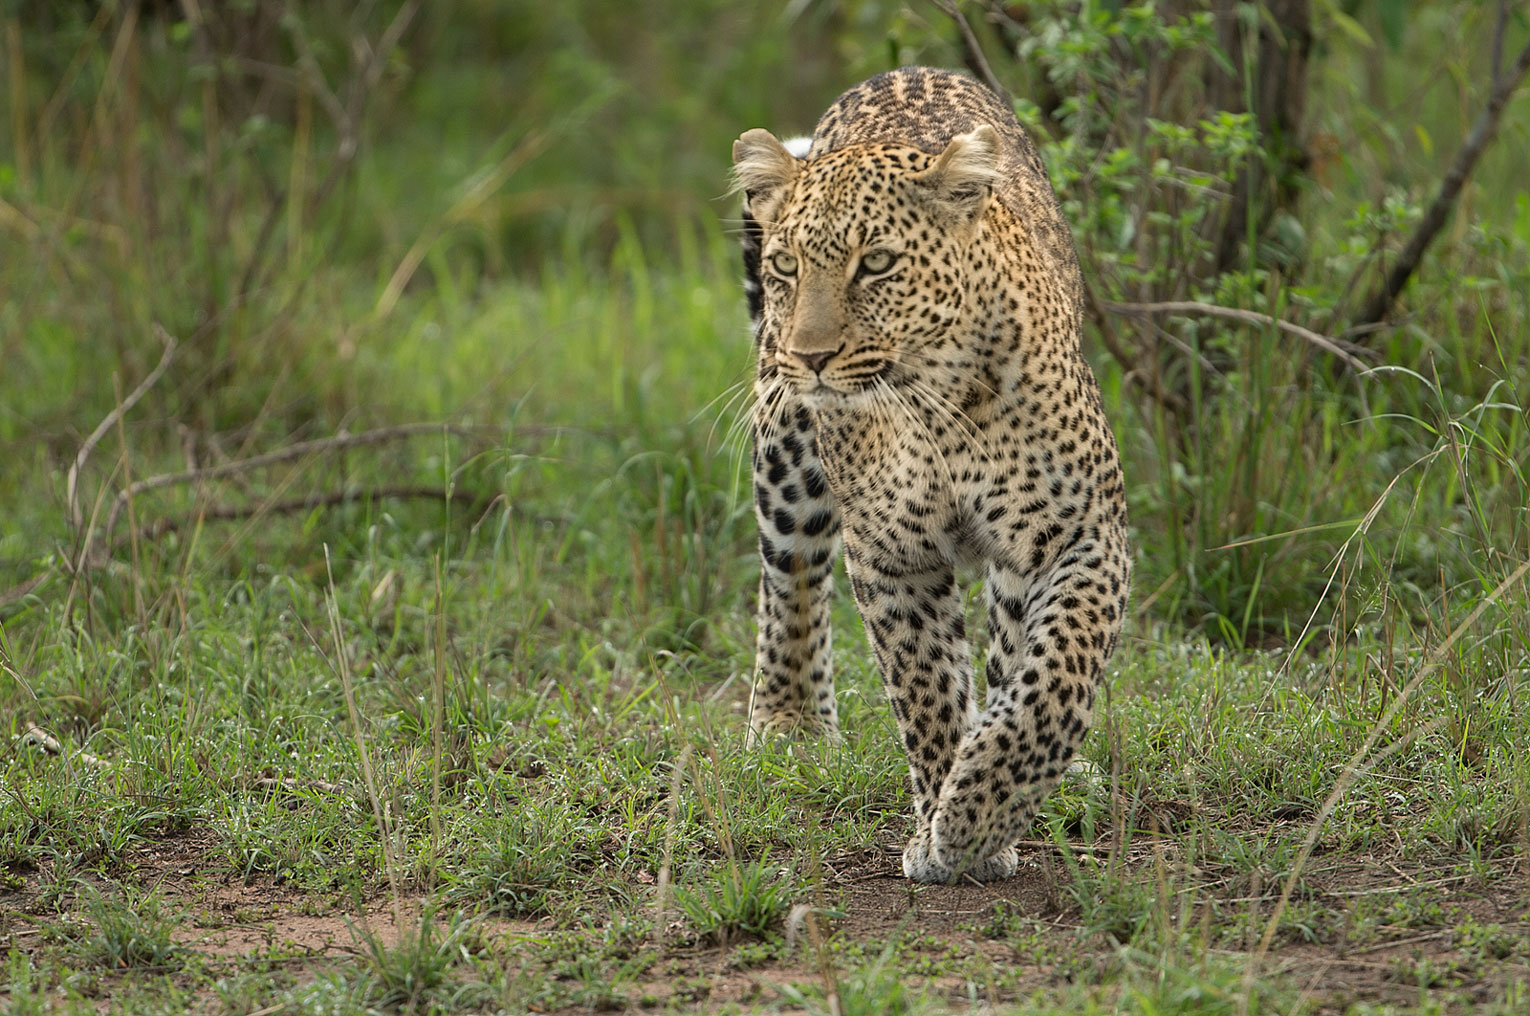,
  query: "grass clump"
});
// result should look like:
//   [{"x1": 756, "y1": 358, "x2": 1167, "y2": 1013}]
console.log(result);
[
  {"x1": 782, "y1": 948, "x2": 934, "y2": 1016},
  {"x1": 71, "y1": 887, "x2": 184, "y2": 972},
  {"x1": 352, "y1": 909, "x2": 487, "y2": 1014},
  {"x1": 676, "y1": 858, "x2": 795, "y2": 944},
  {"x1": 1, "y1": 952, "x2": 59, "y2": 1016},
  {"x1": 444, "y1": 803, "x2": 605, "y2": 918}
]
